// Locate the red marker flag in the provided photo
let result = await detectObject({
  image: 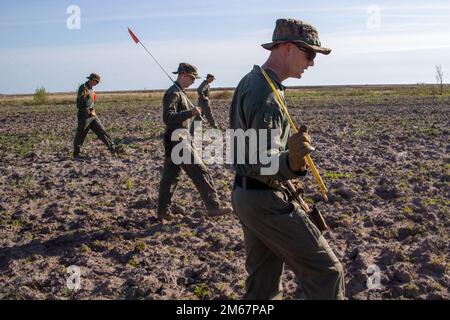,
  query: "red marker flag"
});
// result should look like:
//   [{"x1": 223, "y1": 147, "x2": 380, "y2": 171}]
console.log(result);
[{"x1": 128, "y1": 28, "x2": 140, "y2": 44}]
